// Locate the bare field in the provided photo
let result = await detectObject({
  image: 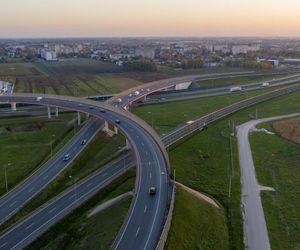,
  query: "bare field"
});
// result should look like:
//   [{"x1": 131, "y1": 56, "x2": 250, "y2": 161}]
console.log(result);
[{"x1": 272, "y1": 117, "x2": 300, "y2": 144}]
